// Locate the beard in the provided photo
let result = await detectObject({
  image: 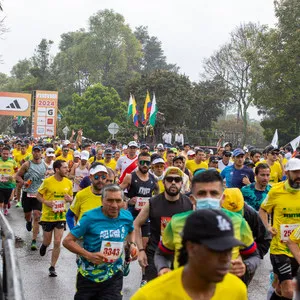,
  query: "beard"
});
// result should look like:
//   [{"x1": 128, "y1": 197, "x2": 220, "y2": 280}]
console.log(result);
[
  {"x1": 165, "y1": 185, "x2": 180, "y2": 196},
  {"x1": 289, "y1": 178, "x2": 300, "y2": 189},
  {"x1": 139, "y1": 166, "x2": 149, "y2": 174}
]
